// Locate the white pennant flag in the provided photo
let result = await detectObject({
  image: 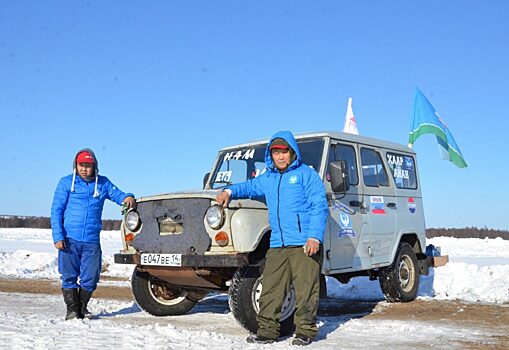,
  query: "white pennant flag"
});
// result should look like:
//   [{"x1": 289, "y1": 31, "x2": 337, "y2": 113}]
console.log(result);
[{"x1": 343, "y1": 97, "x2": 359, "y2": 135}]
